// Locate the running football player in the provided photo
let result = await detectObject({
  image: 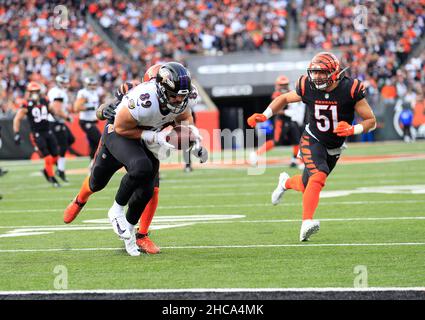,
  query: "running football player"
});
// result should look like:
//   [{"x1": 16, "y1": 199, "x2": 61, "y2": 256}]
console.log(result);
[{"x1": 247, "y1": 52, "x2": 377, "y2": 241}]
